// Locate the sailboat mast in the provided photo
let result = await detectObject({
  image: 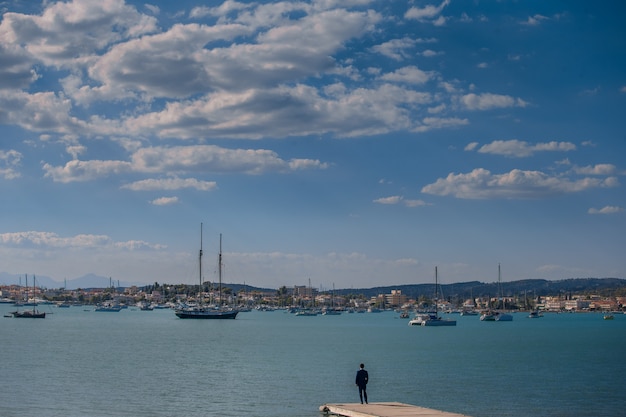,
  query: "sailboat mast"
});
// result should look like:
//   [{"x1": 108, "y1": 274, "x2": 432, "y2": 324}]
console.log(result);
[
  {"x1": 498, "y1": 263, "x2": 503, "y2": 310},
  {"x1": 199, "y1": 223, "x2": 203, "y2": 289},
  {"x1": 435, "y1": 266, "x2": 438, "y2": 317},
  {"x1": 218, "y1": 233, "x2": 222, "y2": 306}
]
